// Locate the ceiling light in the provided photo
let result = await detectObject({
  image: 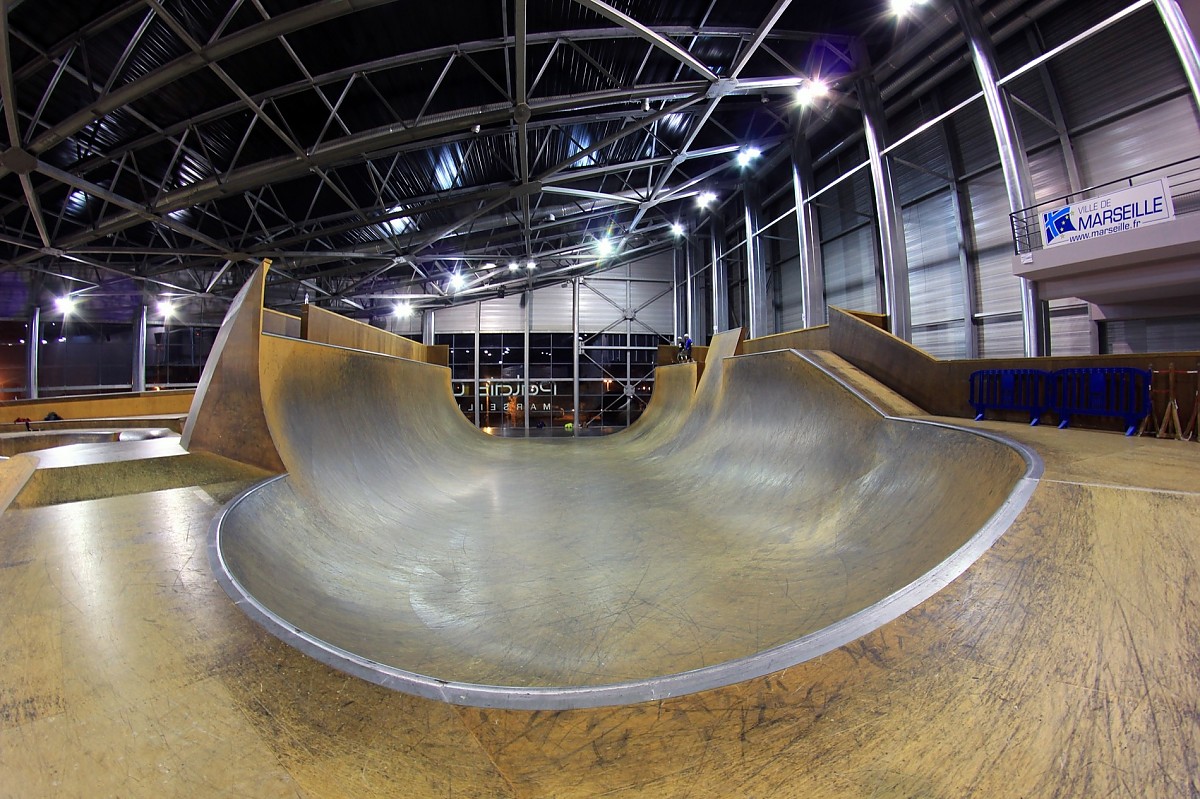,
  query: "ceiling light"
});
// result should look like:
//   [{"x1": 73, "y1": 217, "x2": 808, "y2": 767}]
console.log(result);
[
  {"x1": 891, "y1": 0, "x2": 927, "y2": 17},
  {"x1": 449, "y1": 273, "x2": 466, "y2": 290},
  {"x1": 394, "y1": 303, "x2": 413, "y2": 318},
  {"x1": 483, "y1": 262, "x2": 496, "y2": 270},
  {"x1": 509, "y1": 262, "x2": 520, "y2": 271},
  {"x1": 736, "y1": 147, "x2": 761, "y2": 167},
  {"x1": 597, "y1": 237, "x2": 615, "y2": 257},
  {"x1": 696, "y1": 191, "x2": 718, "y2": 209},
  {"x1": 796, "y1": 79, "x2": 830, "y2": 107},
  {"x1": 671, "y1": 222, "x2": 685, "y2": 237},
  {"x1": 157, "y1": 299, "x2": 175, "y2": 317},
  {"x1": 526, "y1": 261, "x2": 536, "y2": 270},
  {"x1": 54, "y1": 296, "x2": 76, "y2": 314}
]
